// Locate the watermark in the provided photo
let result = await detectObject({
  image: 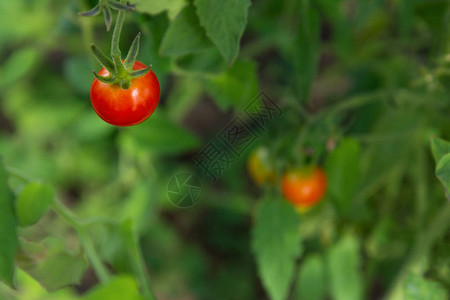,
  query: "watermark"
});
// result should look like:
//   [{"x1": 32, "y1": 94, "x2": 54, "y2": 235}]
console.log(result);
[
  {"x1": 193, "y1": 92, "x2": 283, "y2": 182},
  {"x1": 167, "y1": 92, "x2": 283, "y2": 207},
  {"x1": 167, "y1": 173, "x2": 202, "y2": 208}
]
